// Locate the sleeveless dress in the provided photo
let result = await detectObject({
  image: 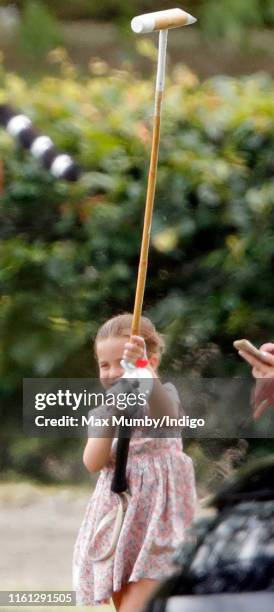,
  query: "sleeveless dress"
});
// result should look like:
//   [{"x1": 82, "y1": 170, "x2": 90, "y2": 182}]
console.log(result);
[{"x1": 72, "y1": 383, "x2": 197, "y2": 606}]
